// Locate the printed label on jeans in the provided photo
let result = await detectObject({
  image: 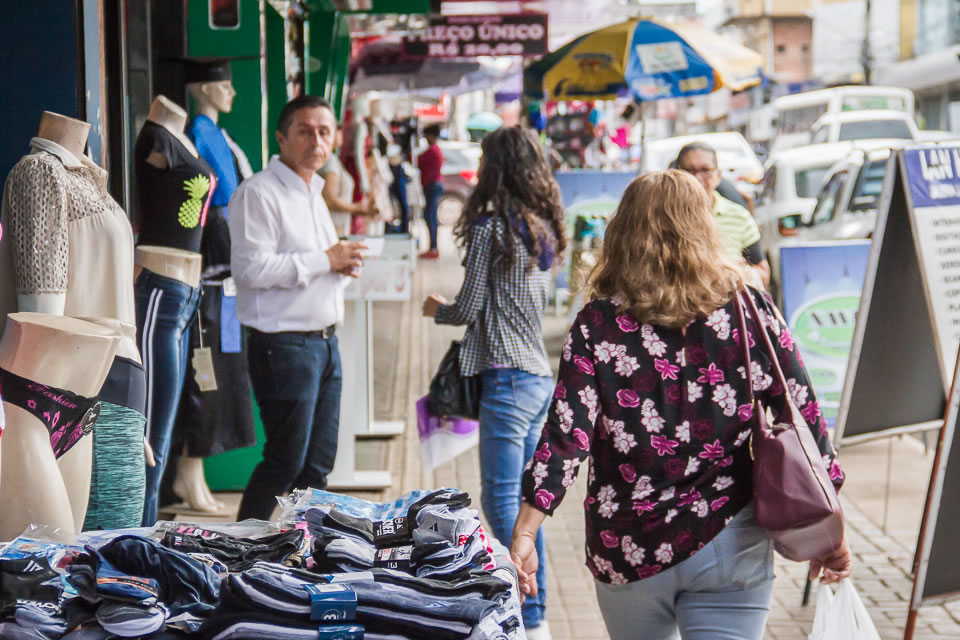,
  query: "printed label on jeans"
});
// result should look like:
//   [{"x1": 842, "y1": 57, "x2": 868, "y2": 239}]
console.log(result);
[
  {"x1": 373, "y1": 516, "x2": 409, "y2": 544},
  {"x1": 373, "y1": 545, "x2": 412, "y2": 570},
  {"x1": 192, "y1": 347, "x2": 218, "y2": 392}
]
